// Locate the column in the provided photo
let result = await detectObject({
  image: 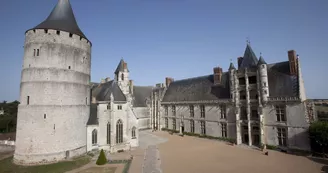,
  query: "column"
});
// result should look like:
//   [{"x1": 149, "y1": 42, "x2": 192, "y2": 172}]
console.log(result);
[
  {"x1": 234, "y1": 71, "x2": 242, "y2": 145},
  {"x1": 154, "y1": 93, "x2": 157, "y2": 130},
  {"x1": 257, "y1": 70, "x2": 265, "y2": 146},
  {"x1": 150, "y1": 92, "x2": 153, "y2": 130},
  {"x1": 245, "y1": 69, "x2": 252, "y2": 146}
]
